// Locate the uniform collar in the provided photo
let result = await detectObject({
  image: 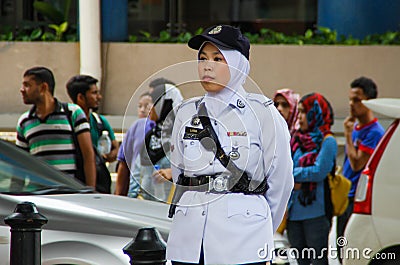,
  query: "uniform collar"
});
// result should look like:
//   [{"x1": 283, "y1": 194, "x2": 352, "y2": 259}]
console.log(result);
[
  {"x1": 227, "y1": 86, "x2": 247, "y2": 113},
  {"x1": 198, "y1": 87, "x2": 248, "y2": 114}
]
